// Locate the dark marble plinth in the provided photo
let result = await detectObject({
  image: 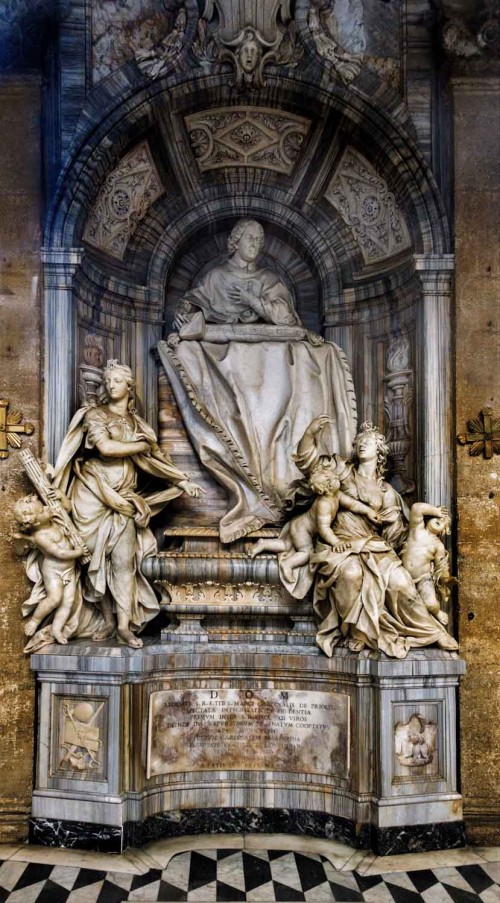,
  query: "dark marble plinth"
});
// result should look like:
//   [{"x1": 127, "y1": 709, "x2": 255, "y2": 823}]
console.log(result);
[
  {"x1": 29, "y1": 808, "x2": 467, "y2": 855},
  {"x1": 29, "y1": 817, "x2": 123, "y2": 853}
]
